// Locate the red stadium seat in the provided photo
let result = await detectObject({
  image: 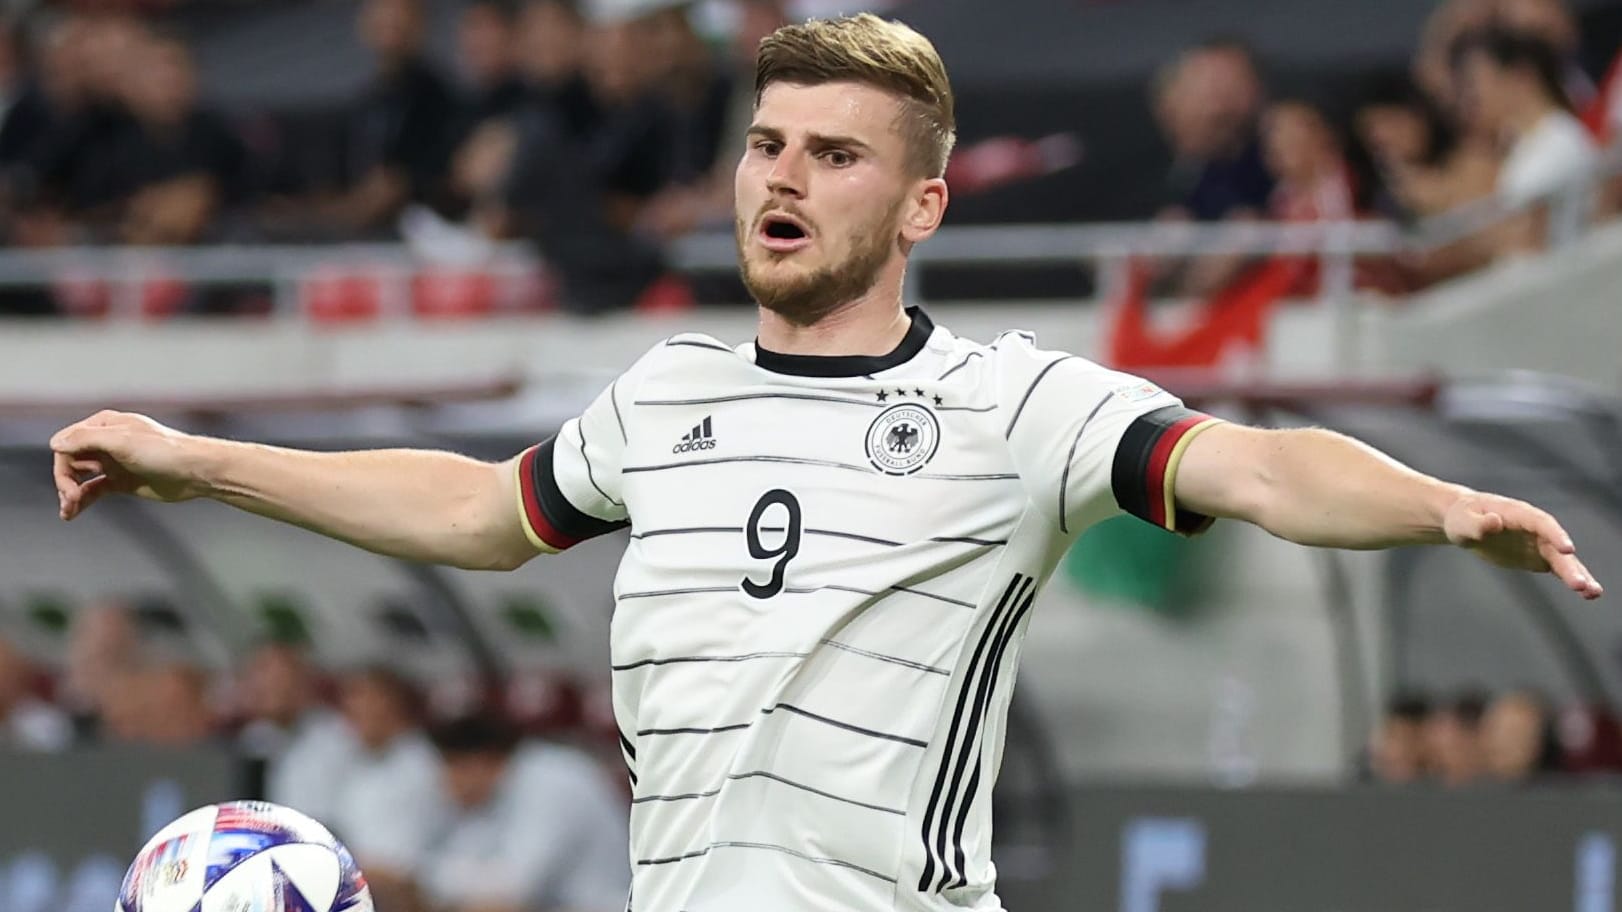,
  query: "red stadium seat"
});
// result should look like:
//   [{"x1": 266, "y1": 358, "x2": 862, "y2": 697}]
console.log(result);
[
  {"x1": 632, "y1": 274, "x2": 696, "y2": 314},
  {"x1": 411, "y1": 269, "x2": 497, "y2": 319},
  {"x1": 301, "y1": 269, "x2": 384, "y2": 323},
  {"x1": 52, "y1": 275, "x2": 112, "y2": 319},
  {"x1": 1558, "y1": 705, "x2": 1622, "y2": 773},
  {"x1": 138, "y1": 275, "x2": 189, "y2": 320}
]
